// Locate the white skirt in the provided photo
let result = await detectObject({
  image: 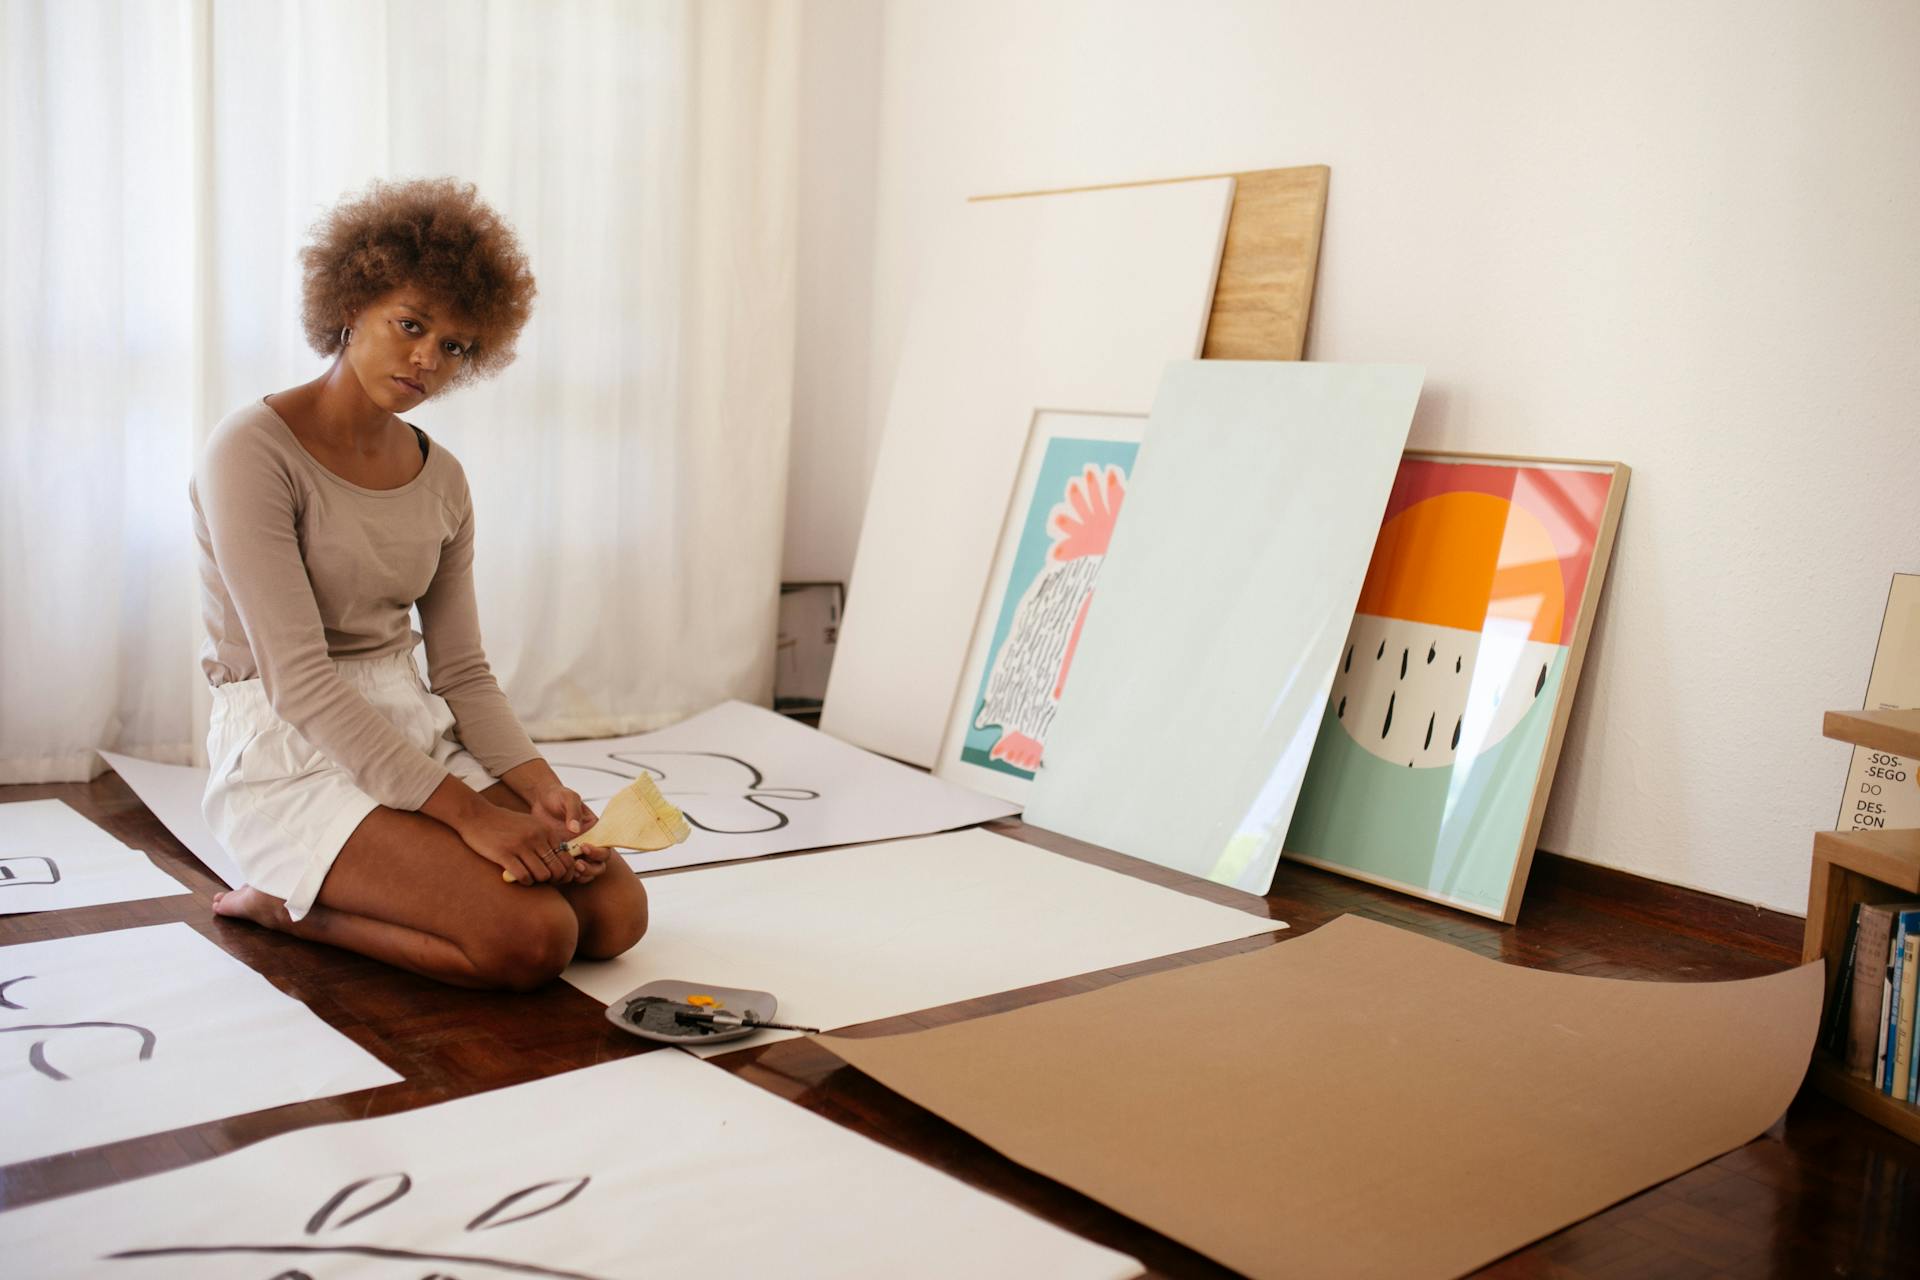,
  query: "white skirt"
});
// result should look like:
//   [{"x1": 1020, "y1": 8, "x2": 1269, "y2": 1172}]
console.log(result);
[{"x1": 202, "y1": 648, "x2": 497, "y2": 921}]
